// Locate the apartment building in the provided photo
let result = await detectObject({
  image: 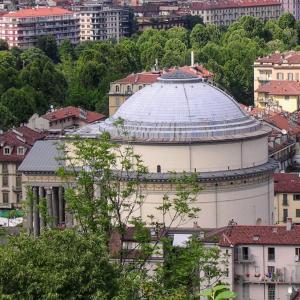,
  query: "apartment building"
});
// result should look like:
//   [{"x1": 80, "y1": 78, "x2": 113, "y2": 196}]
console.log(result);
[
  {"x1": 0, "y1": 7, "x2": 79, "y2": 49},
  {"x1": 109, "y1": 64, "x2": 214, "y2": 115},
  {"x1": 219, "y1": 223, "x2": 300, "y2": 300},
  {"x1": 0, "y1": 126, "x2": 43, "y2": 208},
  {"x1": 274, "y1": 173, "x2": 300, "y2": 224},
  {"x1": 190, "y1": 0, "x2": 282, "y2": 26},
  {"x1": 282, "y1": 0, "x2": 300, "y2": 19},
  {"x1": 254, "y1": 51, "x2": 300, "y2": 110},
  {"x1": 256, "y1": 81, "x2": 300, "y2": 113},
  {"x1": 73, "y1": 2, "x2": 130, "y2": 42},
  {"x1": 27, "y1": 106, "x2": 105, "y2": 131}
]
